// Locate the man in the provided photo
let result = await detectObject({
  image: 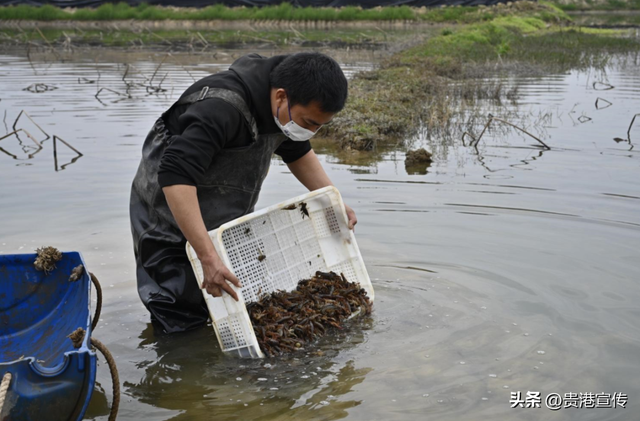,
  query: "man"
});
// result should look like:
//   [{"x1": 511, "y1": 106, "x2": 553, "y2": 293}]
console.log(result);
[{"x1": 130, "y1": 52, "x2": 356, "y2": 334}]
